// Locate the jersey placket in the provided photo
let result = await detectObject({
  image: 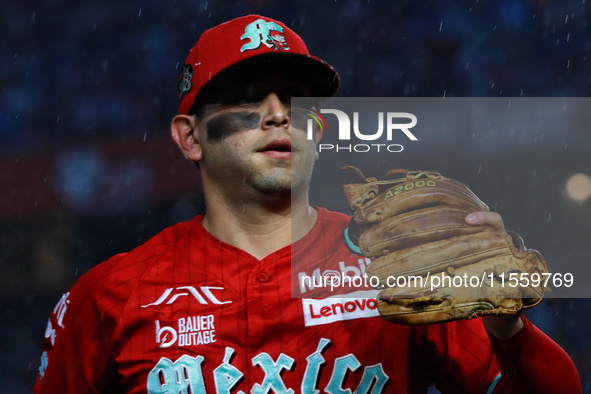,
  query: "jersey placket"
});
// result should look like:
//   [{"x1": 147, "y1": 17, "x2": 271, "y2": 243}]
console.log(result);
[{"x1": 245, "y1": 255, "x2": 282, "y2": 350}]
